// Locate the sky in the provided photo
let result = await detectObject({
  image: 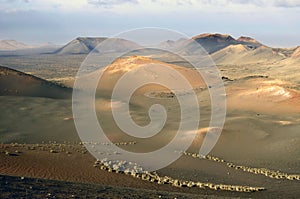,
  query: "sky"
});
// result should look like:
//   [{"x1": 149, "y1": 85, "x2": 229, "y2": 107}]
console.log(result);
[{"x1": 0, "y1": 0, "x2": 300, "y2": 47}]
